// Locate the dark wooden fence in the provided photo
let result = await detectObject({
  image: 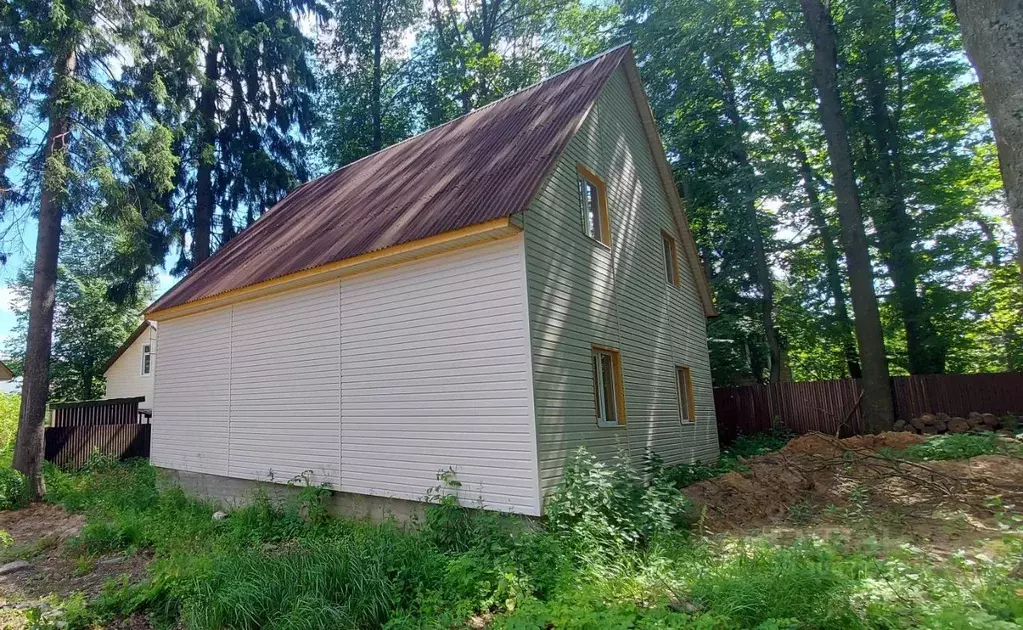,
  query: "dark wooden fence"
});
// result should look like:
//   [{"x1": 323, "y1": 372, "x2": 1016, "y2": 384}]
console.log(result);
[
  {"x1": 714, "y1": 372, "x2": 1023, "y2": 443},
  {"x1": 44, "y1": 423, "x2": 151, "y2": 468},
  {"x1": 45, "y1": 397, "x2": 151, "y2": 468},
  {"x1": 50, "y1": 396, "x2": 147, "y2": 427}
]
